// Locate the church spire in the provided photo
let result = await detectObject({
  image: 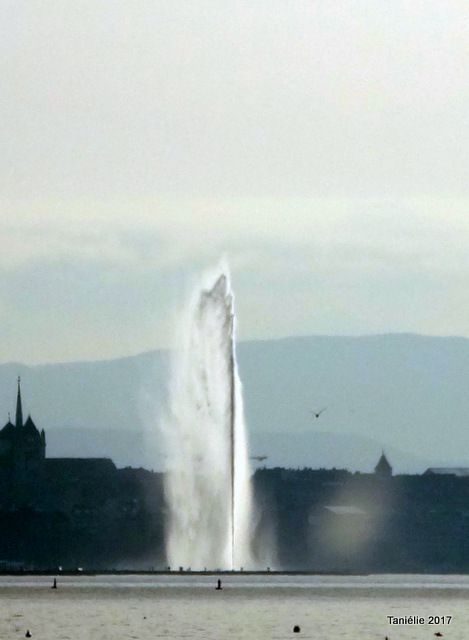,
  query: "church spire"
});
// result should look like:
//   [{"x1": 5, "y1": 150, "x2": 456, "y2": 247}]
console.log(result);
[{"x1": 16, "y1": 376, "x2": 23, "y2": 428}]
